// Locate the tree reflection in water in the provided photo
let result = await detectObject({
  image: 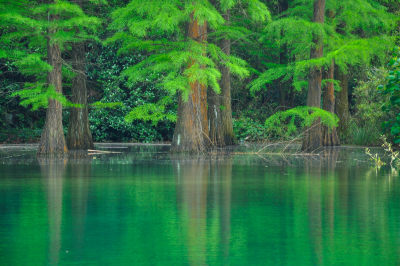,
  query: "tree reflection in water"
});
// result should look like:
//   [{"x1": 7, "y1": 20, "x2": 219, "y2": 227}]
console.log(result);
[
  {"x1": 38, "y1": 156, "x2": 68, "y2": 266},
  {"x1": 174, "y1": 155, "x2": 233, "y2": 265},
  {"x1": 0, "y1": 146, "x2": 395, "y2": 265}
]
